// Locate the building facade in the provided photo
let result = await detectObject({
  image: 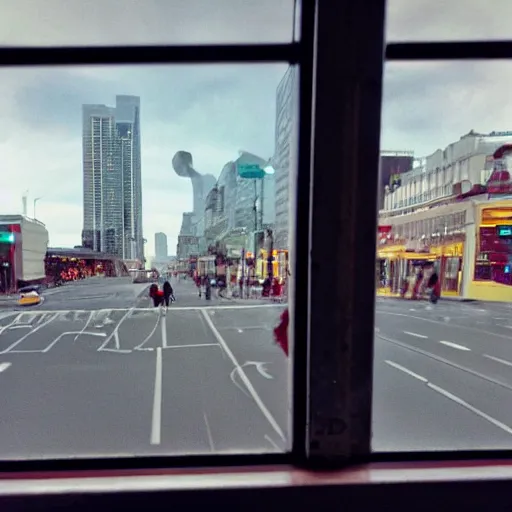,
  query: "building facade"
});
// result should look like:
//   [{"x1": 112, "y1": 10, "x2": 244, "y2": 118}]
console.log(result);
[
  {"x1": 378, "y1": 130, "x2": 512, "y2": 302},
  {"x1": 154, "y1": 232, "x2": 168, "y2": 261},
  {"x1": 82, "y1": 96, "x2": 143, "y2": 261},
  {"x1": 273, "y1": 66, "x2": 299, "y2": 251}
]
